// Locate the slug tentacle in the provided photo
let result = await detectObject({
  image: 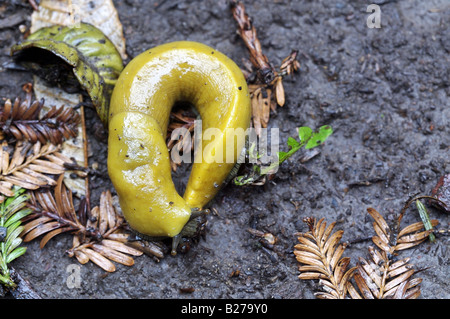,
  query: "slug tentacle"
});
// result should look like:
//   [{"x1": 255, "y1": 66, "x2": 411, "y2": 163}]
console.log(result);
[{"x1": 108, "y1": 41, "x2": 251, "y2": 242}]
